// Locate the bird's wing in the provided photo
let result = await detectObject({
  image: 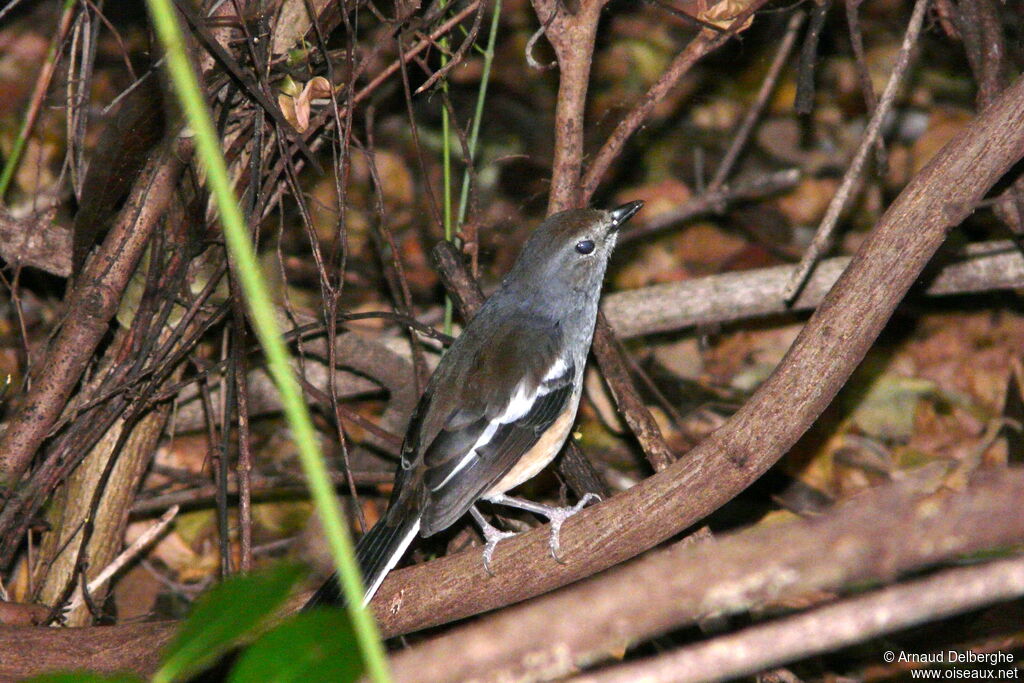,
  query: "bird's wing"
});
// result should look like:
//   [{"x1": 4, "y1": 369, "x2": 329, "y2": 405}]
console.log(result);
[{"x1": 413, "y1": 315, "x2": 576, "y2": 535}]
